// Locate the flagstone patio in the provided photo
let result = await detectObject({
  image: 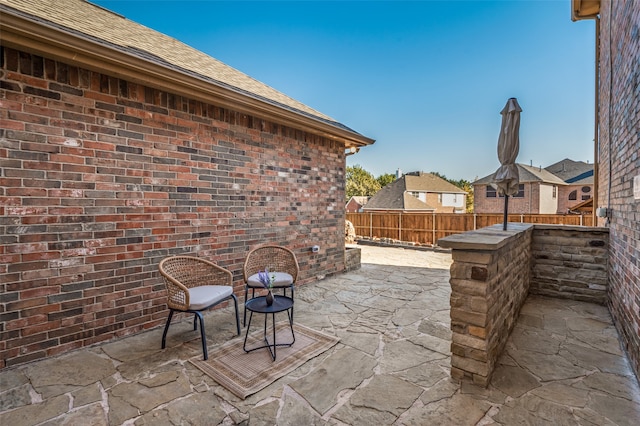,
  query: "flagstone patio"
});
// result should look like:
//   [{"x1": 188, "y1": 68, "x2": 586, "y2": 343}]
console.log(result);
[{"x1": 1, "y1": 245, "x2": 639, "y2": 425}]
